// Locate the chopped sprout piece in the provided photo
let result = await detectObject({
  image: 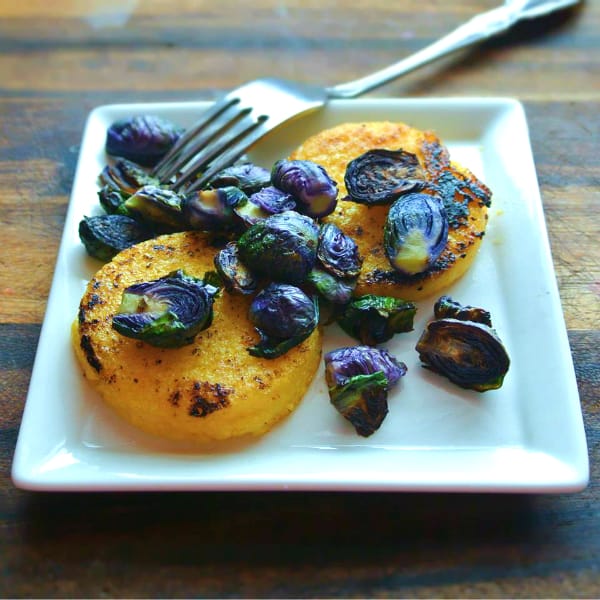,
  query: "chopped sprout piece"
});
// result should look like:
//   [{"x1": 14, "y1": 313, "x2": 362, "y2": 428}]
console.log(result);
[{"x1": 337, "y1": 294, "x2": 416, "y2": 345}]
